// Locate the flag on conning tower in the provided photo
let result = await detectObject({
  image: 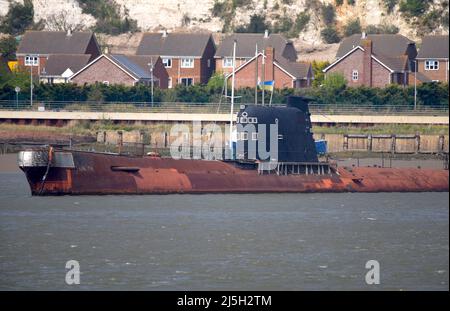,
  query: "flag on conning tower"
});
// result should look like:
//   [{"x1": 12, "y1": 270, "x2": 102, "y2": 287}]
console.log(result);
[{"x1": 258, "y1": 80, "x2": 274, "y2": 92}]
